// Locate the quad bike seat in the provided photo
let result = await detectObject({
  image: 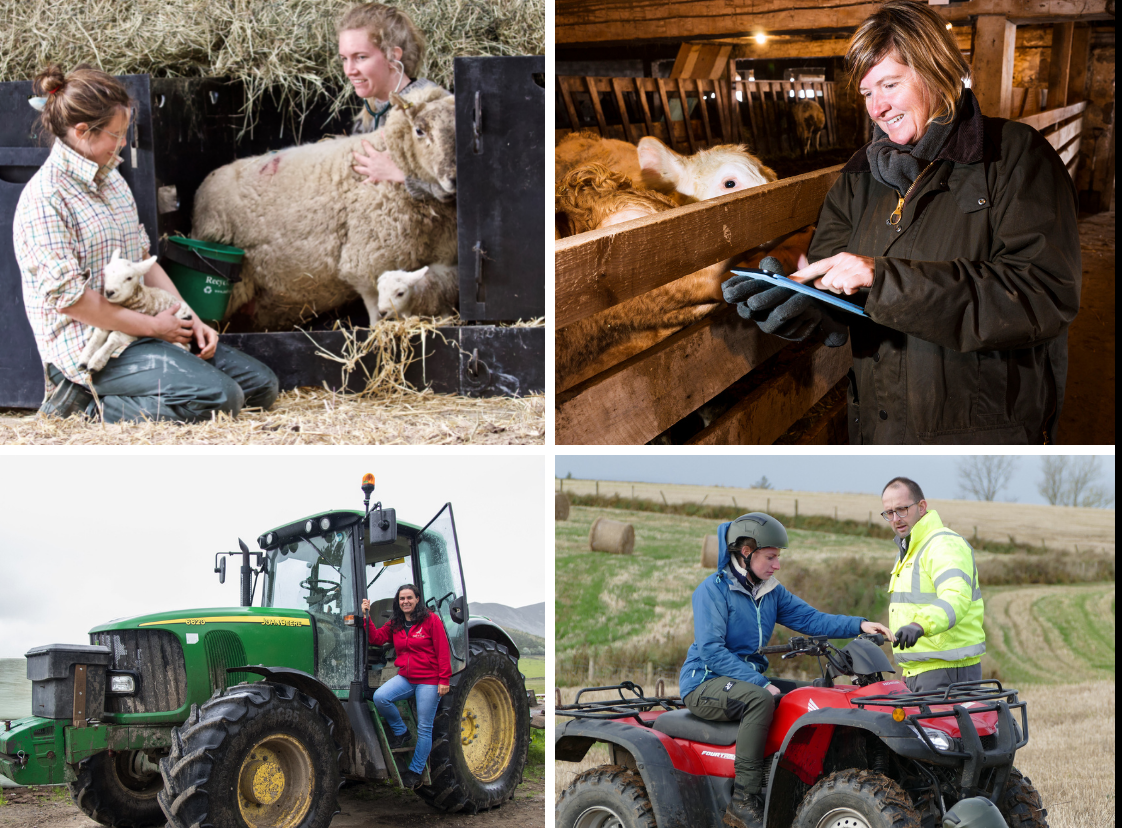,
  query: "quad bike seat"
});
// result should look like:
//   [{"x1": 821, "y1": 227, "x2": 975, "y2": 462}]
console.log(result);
[{"x1": 652, "y1": 709, "x2": 740, "y2": 745}]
